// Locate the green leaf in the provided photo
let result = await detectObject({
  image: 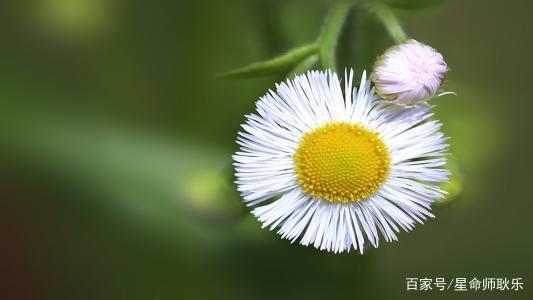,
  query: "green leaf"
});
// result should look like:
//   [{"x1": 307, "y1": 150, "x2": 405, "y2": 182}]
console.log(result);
[{"x1": 217, "y1": 44, "x2": 318, "y2": 78}]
